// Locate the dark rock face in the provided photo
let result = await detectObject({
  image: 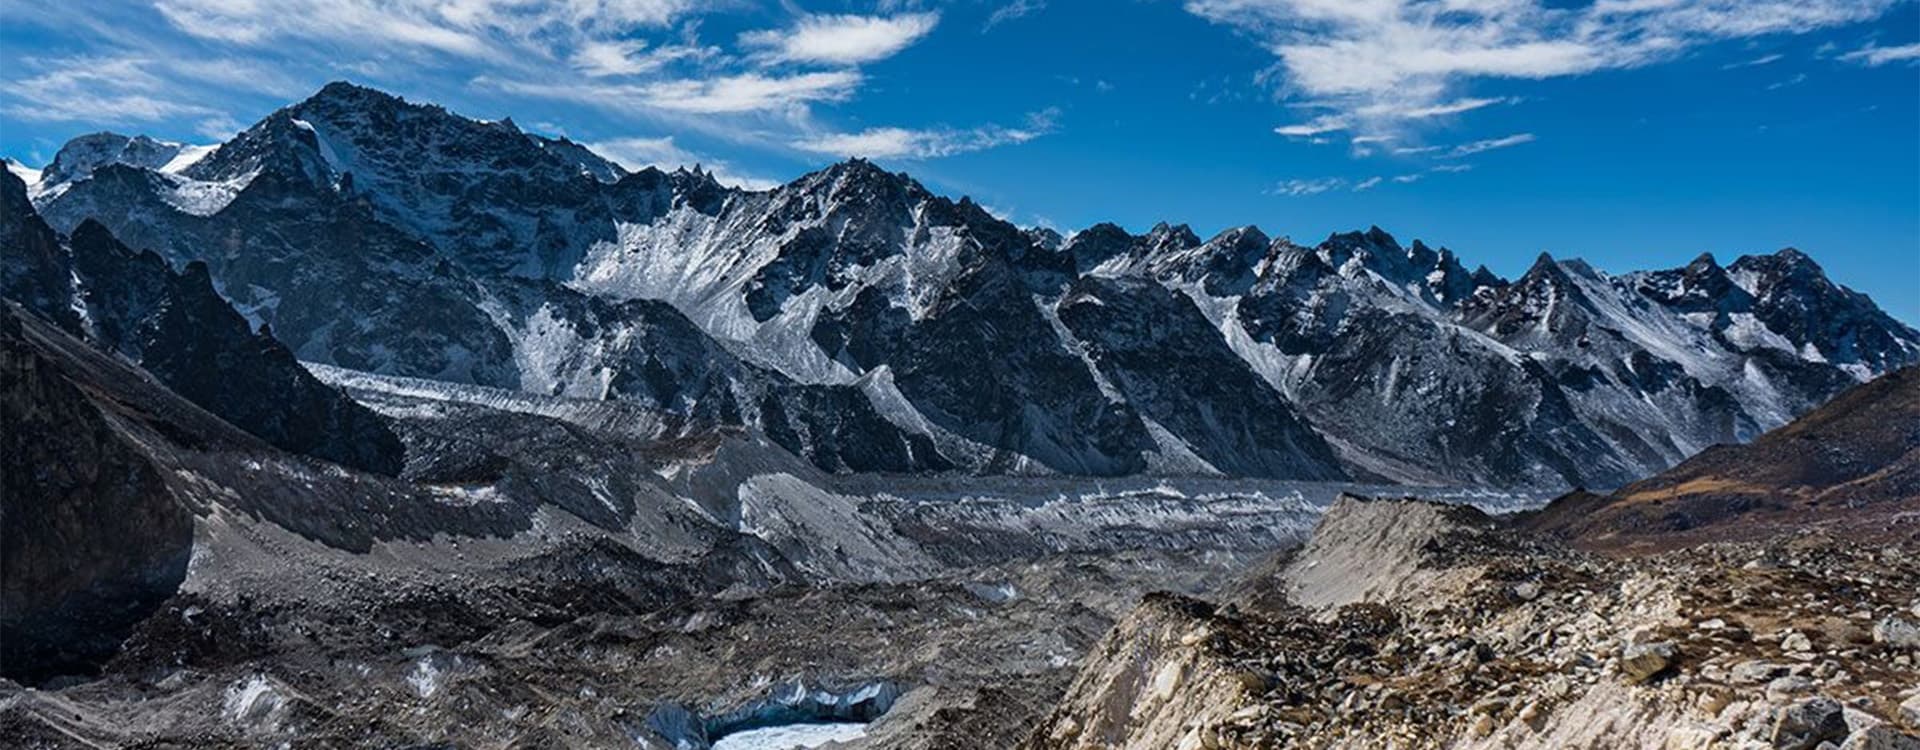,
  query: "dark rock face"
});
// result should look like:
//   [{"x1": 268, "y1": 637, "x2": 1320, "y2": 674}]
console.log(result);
[
  {"x1": 0, "y1": 306, "x2": 193, "y2": 683},
  {"x1": 483, "y1": 280, "x2": 949, "y2": 473},
  {"x1": 188, "y1": 82, "x2": 623, "y2": 278},
  {"x1": 813, "y1": 252, "x2": 1155, "y2": 475},
  {"x1": 2, "y1": 169, "x2": 404, "y2": 475},
  {"x1": 0, "y1": 164, "x2": 79, "y2": 332},
  {"x1": 1055, "y1": 276, "x2": 1345, "y2": 479},
  {"x1": 1728, "y1": 249, "x2": 1919, "y2": 373}
]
